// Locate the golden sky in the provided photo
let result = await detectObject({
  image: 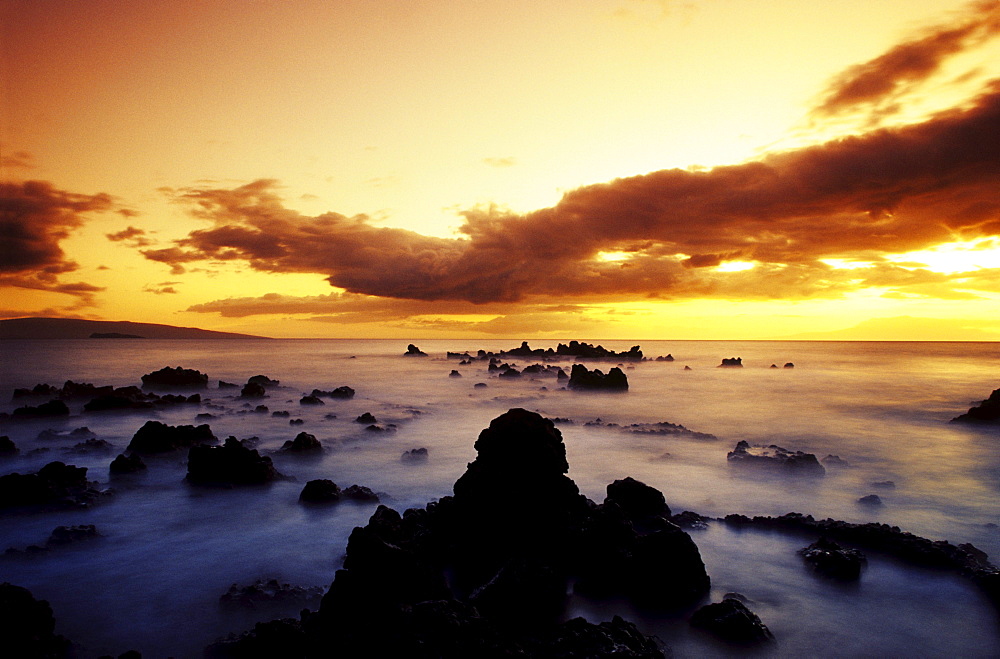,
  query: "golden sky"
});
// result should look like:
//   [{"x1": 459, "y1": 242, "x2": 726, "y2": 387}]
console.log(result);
[{"x1": 2, "y1": 0, "x2": 999, "y2": 339}]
